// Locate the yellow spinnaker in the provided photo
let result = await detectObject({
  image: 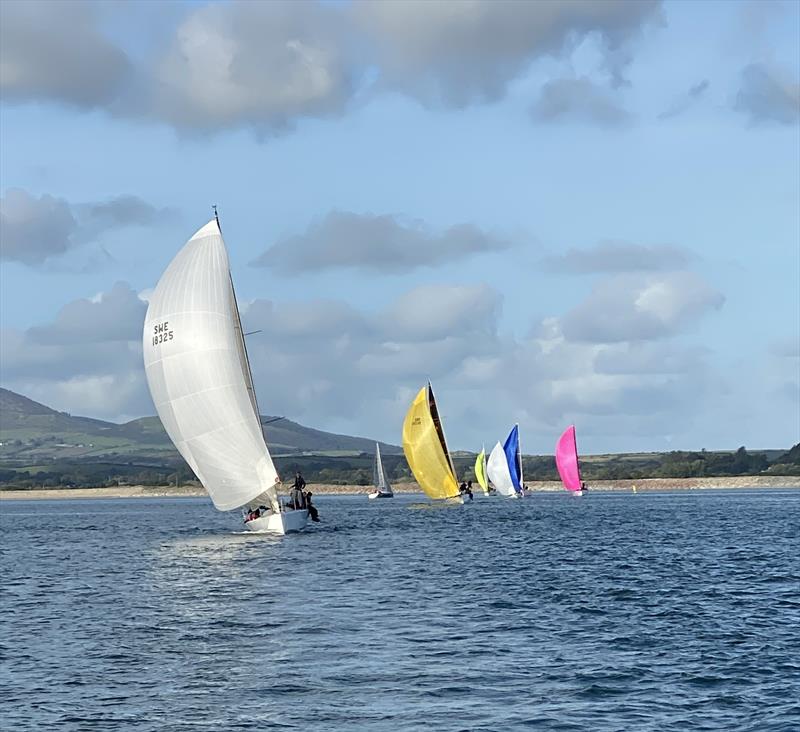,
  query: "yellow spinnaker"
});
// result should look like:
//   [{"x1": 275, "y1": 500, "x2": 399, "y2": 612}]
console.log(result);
[
  {"x1": 475, "y1": 448, "x2": 489, "y2": 494},
  {"x1": 402, "y1": 384, "x2": 459, "y2": 500}
]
